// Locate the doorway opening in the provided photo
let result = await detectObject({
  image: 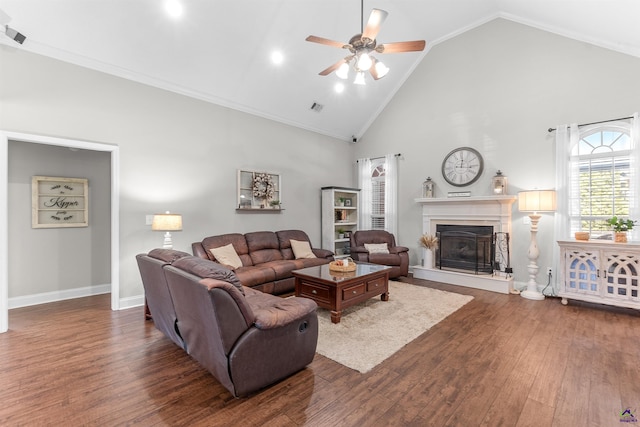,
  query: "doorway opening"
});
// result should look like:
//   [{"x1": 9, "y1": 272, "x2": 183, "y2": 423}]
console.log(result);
[{"x1": 1, "y1": 131, "x2": 120, "y2": 333}]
